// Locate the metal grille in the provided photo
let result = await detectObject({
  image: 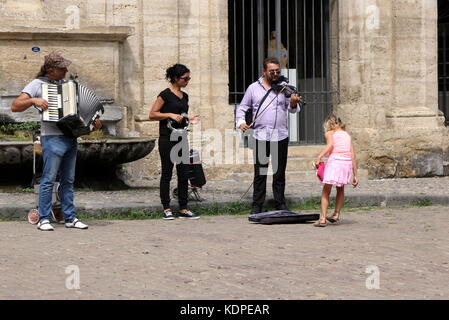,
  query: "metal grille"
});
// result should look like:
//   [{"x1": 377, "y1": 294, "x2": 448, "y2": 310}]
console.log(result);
[
  {"x1": 229, "y1": 0, "x2": 337, "y2": 144},
  {"x1": 438, "y1": 0, "x2": 449, "y2": 125}
]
